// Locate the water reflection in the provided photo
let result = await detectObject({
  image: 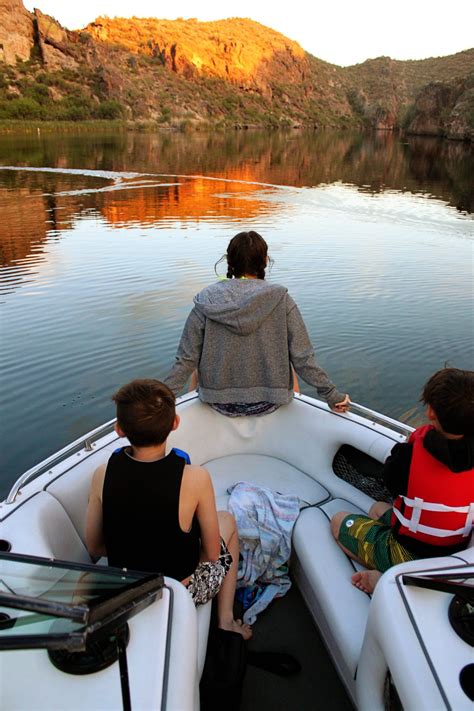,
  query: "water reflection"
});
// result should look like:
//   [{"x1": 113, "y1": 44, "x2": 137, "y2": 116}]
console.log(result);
[
  {"x1": 0, "y1": 170, "x2": 275, "y2": 276},
  {"x1": 1, "y1": 129, "x2": 473, "y2": 274},
  {"x1": 1, "y1": 129, "x2": 473, "y2": 209},
  {"x1": 0, "y1": 130, "x2": 473, "y2": 497}
]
